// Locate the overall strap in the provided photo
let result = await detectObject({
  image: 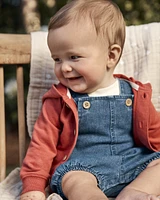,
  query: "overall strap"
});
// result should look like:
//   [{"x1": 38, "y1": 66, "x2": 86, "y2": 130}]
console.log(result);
[
  {"x1": 69, "y1": 89, "x2": 88, "y2": 105},
  {"x1": 119, "y1": 79, "x2": 133, "y2": 95}
]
